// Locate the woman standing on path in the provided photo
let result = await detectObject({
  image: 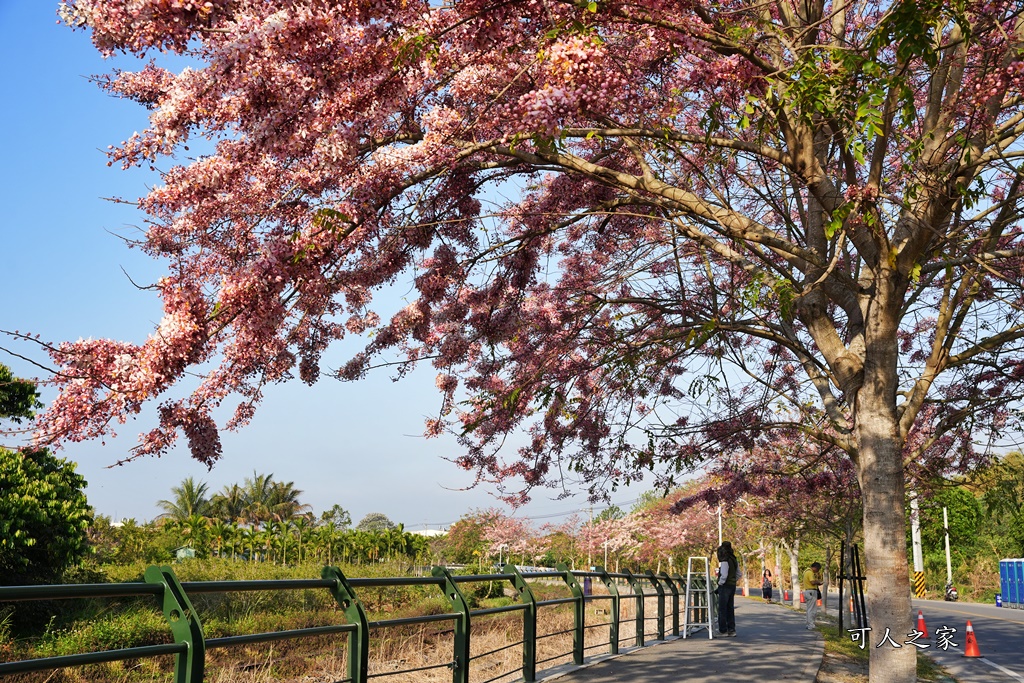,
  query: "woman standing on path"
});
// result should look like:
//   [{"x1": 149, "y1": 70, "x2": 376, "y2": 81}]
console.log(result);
[
  {"x1": 761, "y1": 567, "x2": 773, "y2": 603},
  {"x1": 716, "y1": 542, "x2": 739, "y2": 636}
]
